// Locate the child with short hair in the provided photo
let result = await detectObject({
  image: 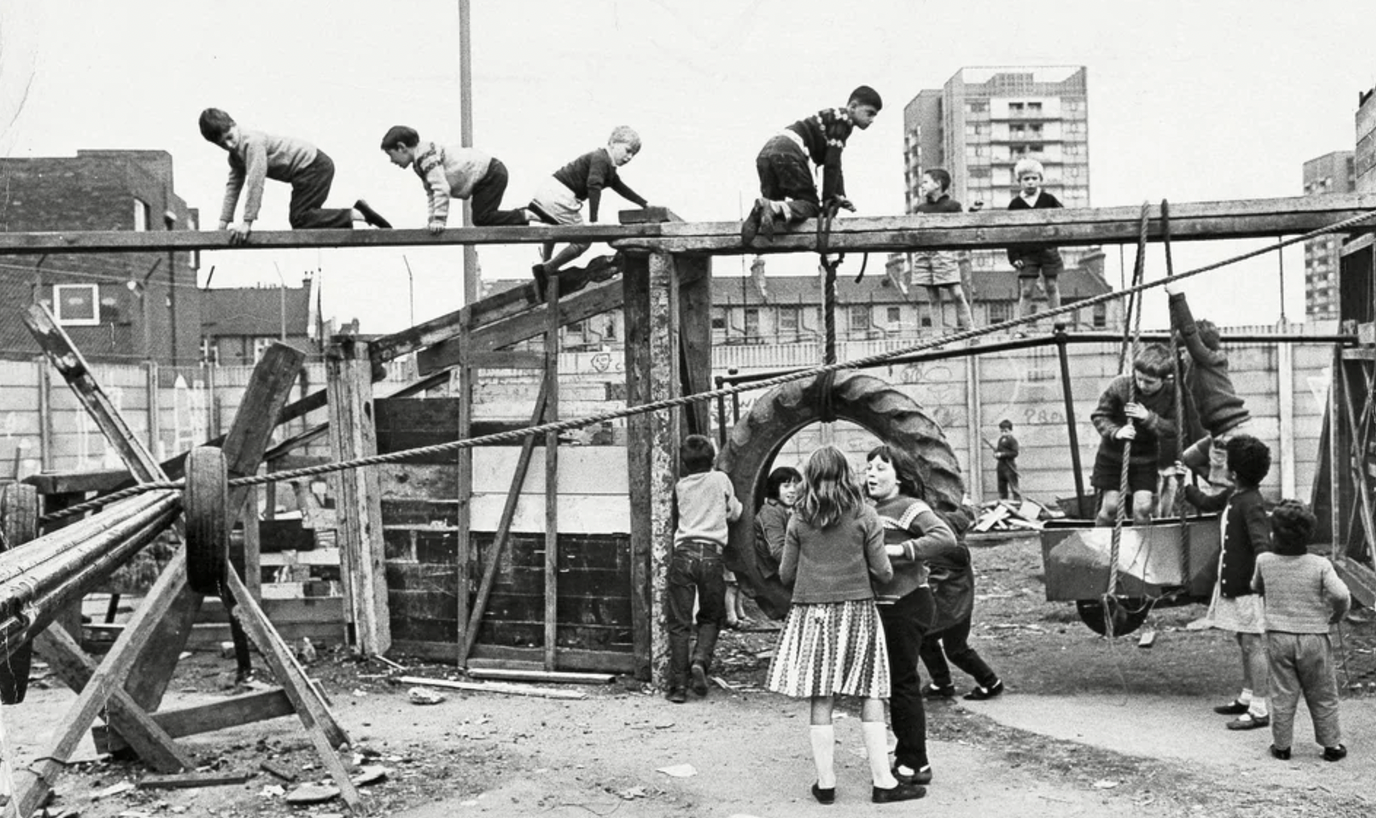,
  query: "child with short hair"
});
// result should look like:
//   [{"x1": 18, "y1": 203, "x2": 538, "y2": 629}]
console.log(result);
[
  {"x1": 1165, "y1": 280, "x2": 1253, "y2": 493},
  {"x1": 766, "y1": 447, "x2": 925, "y2": 805},
  {"x1": 379, "y1": 126, "x2": 536, "y2": 231},
  {"x1": 753, "y1": 465, "x2": 802, "y2": 587},
  {"x1": 1184, "y1": 435, "x2": 1274, "y2": 731},
  {"x1": 199, "y1": 108, "x2": 390, "y2": 244},
  {"x1": 1253, "y1": 500, "x2": 1350, "y2": 762},
  {"x1": 1091, "y1": 343, "x2": 1179, "y2": 526},
  {"x1": 740, "y1": 86, "x2": 882, "y2": 244},
  {"x1": 667, "y1": 434, "x2": 741, "y2": 703},
  {"x1": 529, "y1": 126, "x2": 650, "y2": 296},
  {"x1": 919, "y1": 507, "x2": 1005, "y2": 702},
  {"x1": 911, "y1": 169, "x2": 975, "y2": 330},
  {"x1": 1006, "y1": 158, "x2": 1064, "y2": 324},
  {"x1": 992, "y1": 419, "x2": 1021, "y2": 502}
]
